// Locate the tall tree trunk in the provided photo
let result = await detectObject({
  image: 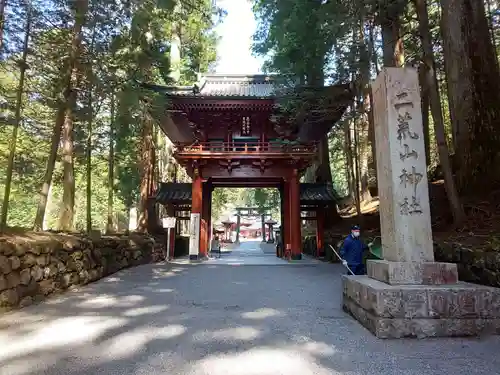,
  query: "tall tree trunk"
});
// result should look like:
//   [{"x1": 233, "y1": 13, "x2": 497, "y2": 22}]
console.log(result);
[
  {"x1": 85, "y1": 22, "x2": 97, "y2": 233},
  {"x1": 107, "y1": 91, "x2": 115, "y2": 233},
  {"x1": 85, "y1": 87, "x2": 92, "y2": 232},
  {"x1": 379, "y1": 2, "x2": 405, "y2": 67},
  {"x1": 418, "y1": 62, "x2": 431, "y2": 166},
  {"x1": 440, "y1": 0, "x2": 500, "y2": 192},
  {"x1": 1, "y1": 0, "x2": 31, "y2": 231},
  {"x1": 0, "y1": 0, "x2": 7, "y2": 53},
  {"x1": 58, "y1": 106, "x2": 76, "y2": 231},
  {"x1": 358, "y1": 20, "x2": 373, "y2": 203},
  {"x1": 34, "y1": 107, "x2": 65, "y2": 230},
  {"x1": 308, "y1": 67, "x2": 333, "y2": 184},
  {"x1": 352, "y1": 115, "x2": 362, "y2": 220},
  {"x1": 344, "y1": 111, "x2": 355, "y2": 200},
  {"x1": 367, "y1": 20, "x2": 379, "y2": 191},
  {"x1": 369, "y1": 19, "x2": 380, "y2": 75},
  {"x1": 57, "y1": 0, "x2": 88, "y2": 231},
  {"x1": 137, "y1": 108, "x2": 156, "y2": 233},
  {"x1": 316, "y1": 136, "x2": 333, "y2": 183},
  {"x1": 358, "y1": 94, "x2": 372, "y2": 203},
  {"x1": 486, "y1": 0, "x2": 499, "y2": 63},
  {"x1": 416, "y1": 0, "x2": 465, "y2": 225}
]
